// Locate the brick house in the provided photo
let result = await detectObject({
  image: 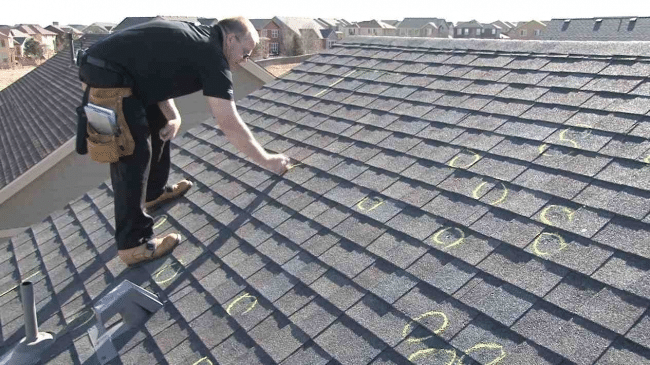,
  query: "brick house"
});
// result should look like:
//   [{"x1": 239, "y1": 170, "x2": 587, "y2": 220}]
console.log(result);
[
  {"x1": 15, "y1": 24, "x2": 57, "y2": 58},
  {"x1": 0, "y1": 29, "x2": 16, "y2": 68},
  {"x1": 506, "y1": 20, "x2": 546, "y2": 40},
  {"x1": 355, "y1": 20, "x2": 397, "y2": 36}
]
